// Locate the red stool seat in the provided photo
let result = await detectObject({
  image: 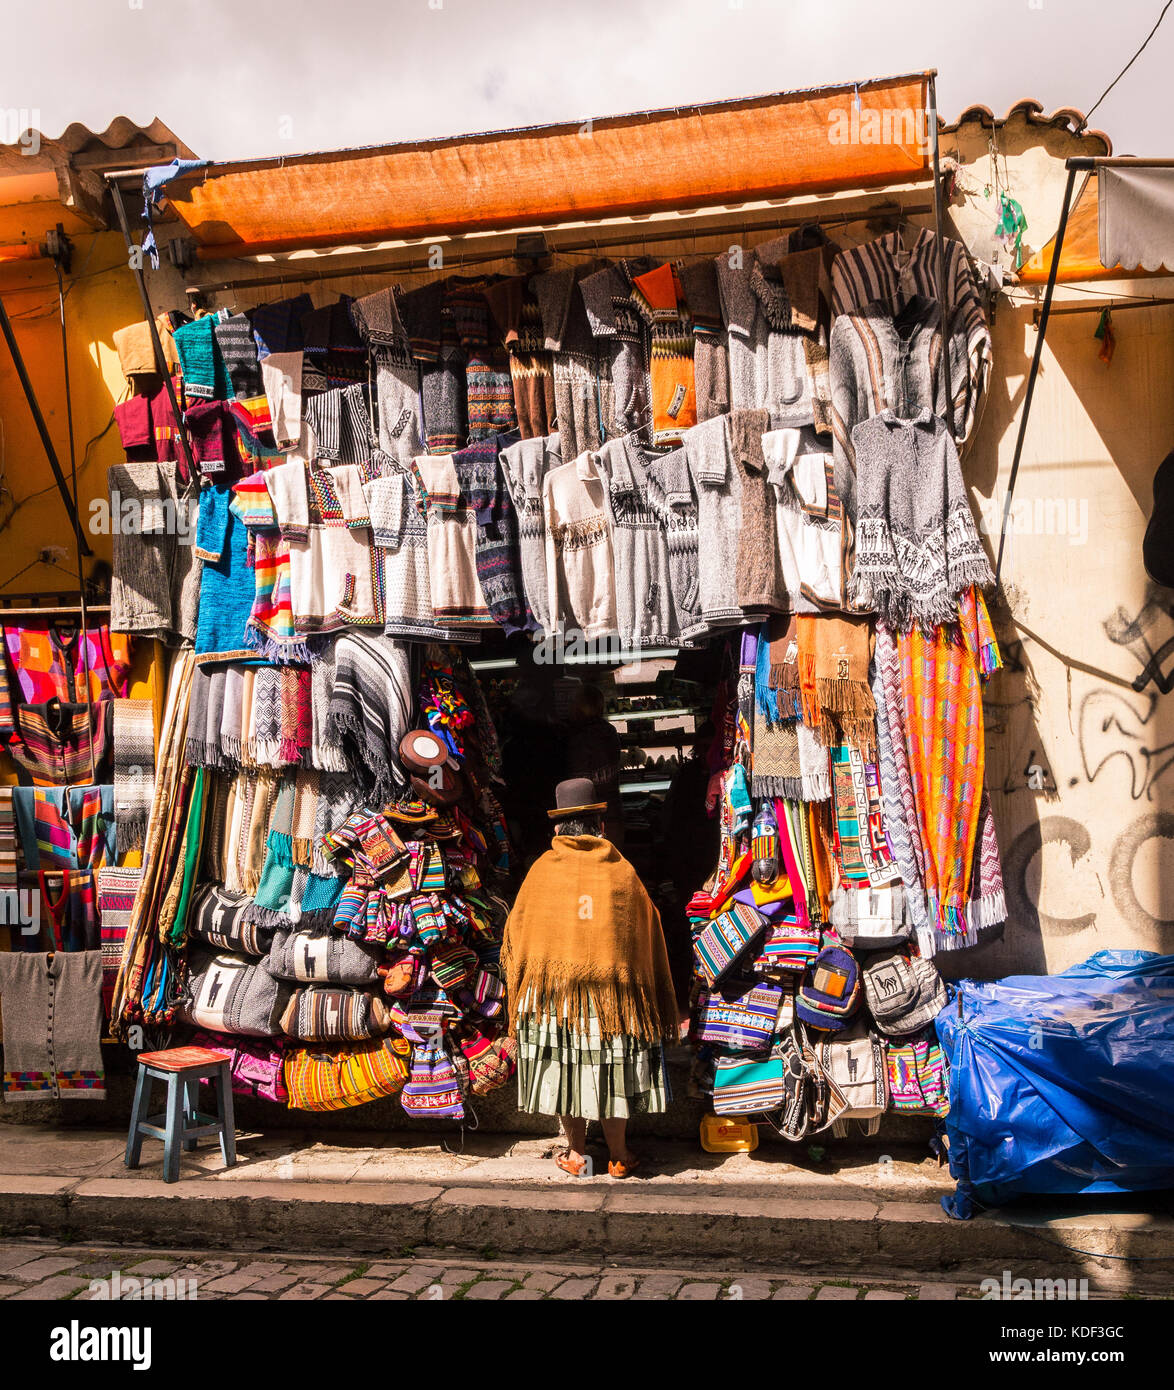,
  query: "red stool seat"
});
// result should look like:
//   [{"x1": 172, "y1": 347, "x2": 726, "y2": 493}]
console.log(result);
[{"x1": 138, "y1": 1046, "x2": 227, "y2": 1071}]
